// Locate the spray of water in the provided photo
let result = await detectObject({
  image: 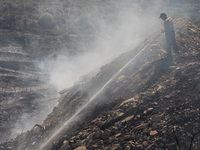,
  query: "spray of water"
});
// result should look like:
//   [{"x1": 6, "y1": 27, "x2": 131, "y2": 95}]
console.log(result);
[{"x1": 40, "y1": 34, "x2": 158, "y2": 150}]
